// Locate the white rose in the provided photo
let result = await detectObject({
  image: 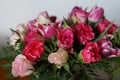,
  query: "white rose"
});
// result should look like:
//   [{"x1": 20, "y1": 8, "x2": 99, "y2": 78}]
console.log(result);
[{"x1": 48, "y1": 48, "x2": 68, "y2": 69}]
